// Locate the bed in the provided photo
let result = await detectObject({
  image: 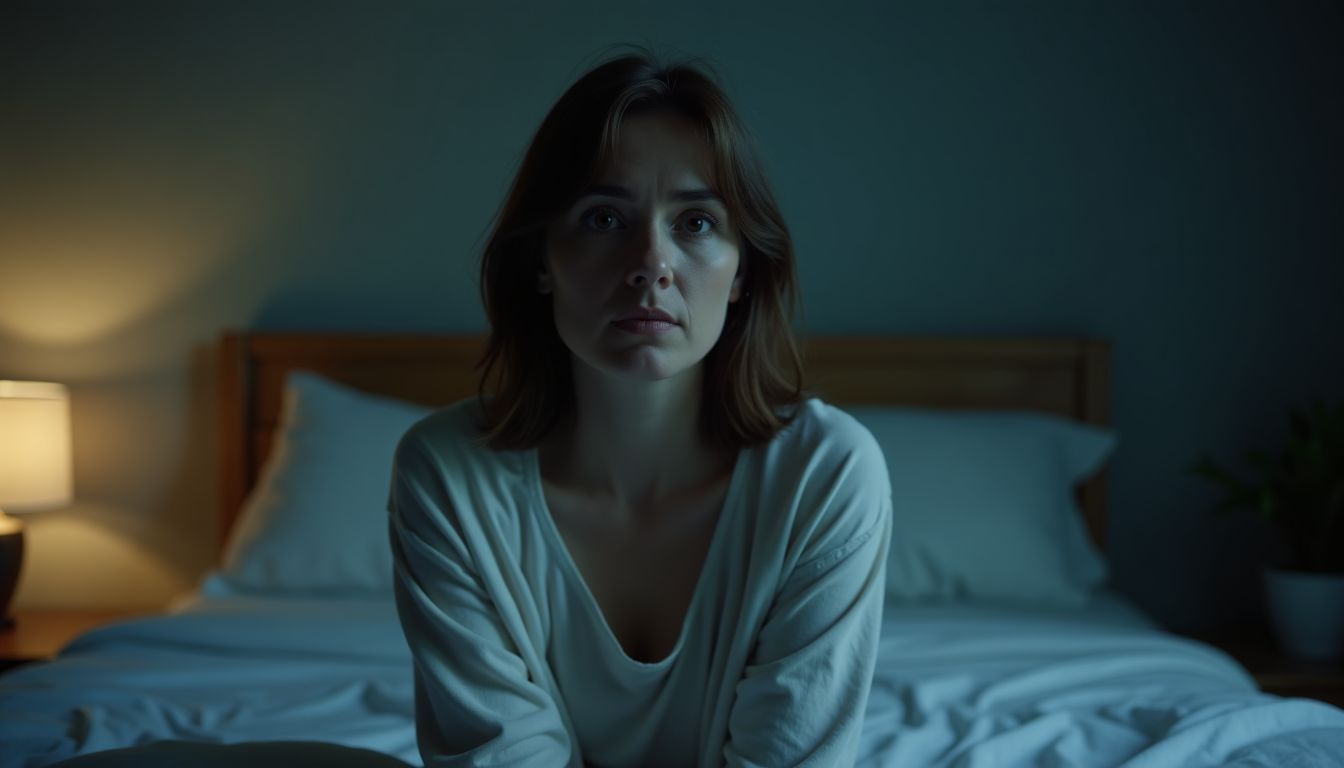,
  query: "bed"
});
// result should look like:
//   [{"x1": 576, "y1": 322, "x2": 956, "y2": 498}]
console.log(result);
[{"x1": 2, "y1": 331, "x2": 1343, "y2": 767}]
